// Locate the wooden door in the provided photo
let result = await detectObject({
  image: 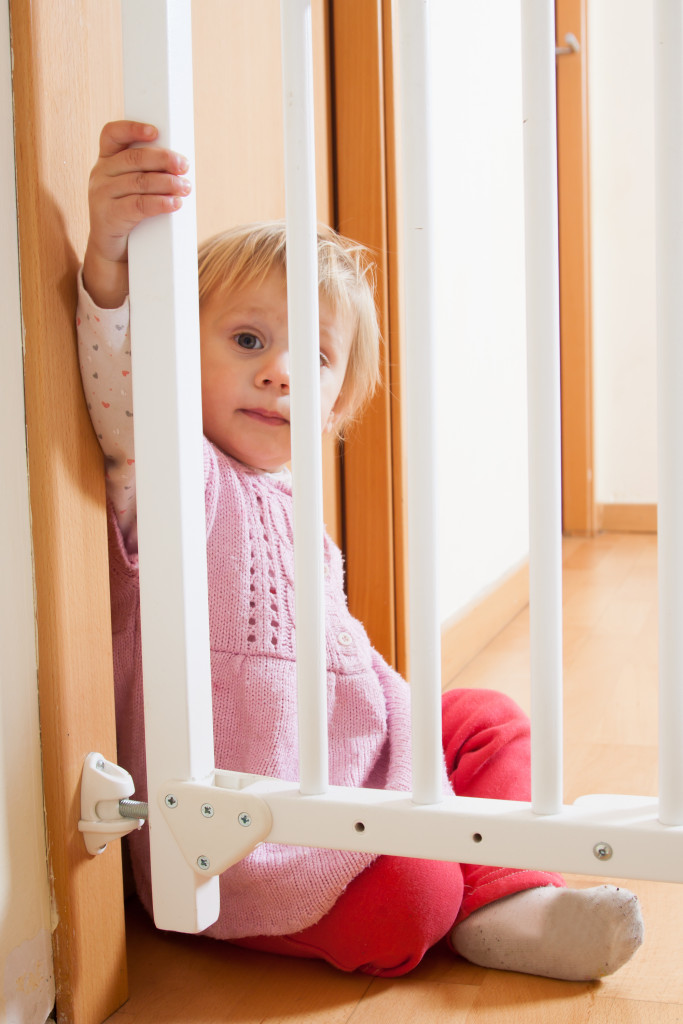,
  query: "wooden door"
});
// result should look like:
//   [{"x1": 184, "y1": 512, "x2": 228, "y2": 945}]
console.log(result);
[
  {"x1": 191, "y1": 0, "x2": 343, "y2": 543},
  {"x1": 556, "y1": 0, "x2": 596, "y2": 535}
]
